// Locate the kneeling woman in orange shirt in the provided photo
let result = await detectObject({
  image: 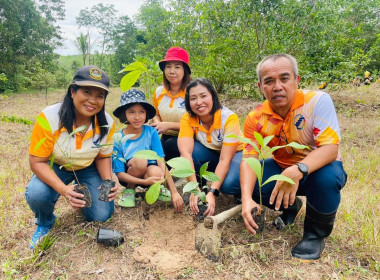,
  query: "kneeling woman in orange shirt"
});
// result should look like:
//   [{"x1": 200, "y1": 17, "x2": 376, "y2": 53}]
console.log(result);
[{"x1": 178, "y1": 78, "x2": 244, "y2": 217}]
